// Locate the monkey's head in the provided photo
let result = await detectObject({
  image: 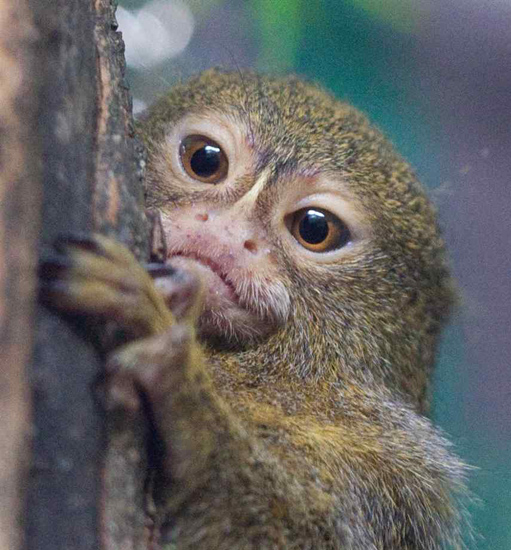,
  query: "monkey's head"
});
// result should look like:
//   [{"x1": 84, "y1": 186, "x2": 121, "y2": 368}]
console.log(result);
[{"x1": 138, "y1": 69, "x2": 455, "y2": 412}]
